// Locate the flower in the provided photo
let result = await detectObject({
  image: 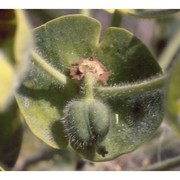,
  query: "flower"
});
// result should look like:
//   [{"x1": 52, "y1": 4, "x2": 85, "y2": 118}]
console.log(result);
[{"x1": 69, "y1": 57, "x2": 112, "y2": 85}]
